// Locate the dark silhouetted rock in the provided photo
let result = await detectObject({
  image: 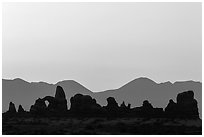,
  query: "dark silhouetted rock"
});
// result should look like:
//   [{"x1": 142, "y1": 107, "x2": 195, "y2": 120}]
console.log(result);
[
  {"x1": 42, "y1": 96, "x2": 56, "y2": 111},
  {"x1": 54, "y1": 86, "x2": 67, "y2": 111},
  {"x1": 120, "y1": 101, "x2": 126, "y2": 108},
  {"x1": 18, "y1": 105, "x2": 25, "y2": 113},
  {"x1": 127, "y1": 103, "x2": 131, "y2": 109},
  {"x1": 131, "y1": 107, "x2": 143, "y2": 117},
  {"x1": 30, "y1": 98, "x2": 47, "y2": 114},
  {"x1": 177, "y1": 90, "x2": 194, "y2": 104},
  {"x1": 14, "y1": 85, "x2": 200, "y2": 119},
  {"x1": 104, "y1": 97, "x2": 120, "y2": 116},
  {"x1": 106, "y1": 97, "x2": 119, "y2": 109},
  {"x1": 141, "y1": 100, "x2": 154, "y2": 116},
  {"x1": 165, "y1": 99, "x2": 177, "y2": 117},
  {"x1": 164, "y1": 90, "x2": 199, "y2": 119},
  {"x1": 119, "y1": 101, "x2": 131, "y2": 115},
  {"x1": 7, "y1": 102, "x2": 16, "y2": 113},
  {"x1": 55, "y1": 86, "x2": 66, "y2": 100},
  {"x1": 142, "y1": 100, "x2": 153, "y2": 109},
  {"x1": 120, "y1": 101, "x2": 131, "y2": 111},
  {"x1": 176, "y1": 90, "x2": 199, "y2": 118},
  {"x1": 132, "y1": 100, "x2": 164, "y2": 117},
  {"x1": 153, "y1": 108, "x2": 164, "y2": 117},
  {"x1": 70, "y1": 94, "x2": 103, "y2": 116},
  {"x1": 30, "y1": 86, "x2": 68, "y2": 115}
]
